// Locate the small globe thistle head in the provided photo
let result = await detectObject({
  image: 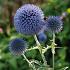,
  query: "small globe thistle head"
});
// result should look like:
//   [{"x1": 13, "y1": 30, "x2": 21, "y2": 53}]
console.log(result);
[
  {"x1": 37, "y1": 32, "x2": 47, "y2": 42},
  {"x1": 9, "y1": 38, "x2": 27, "y2": 56},
  {"x1": 45, "y1": 16, "x2": 63, "y2": 33},
  {"x1": 14, "y1": 4, "x2": 44, "y2": 35}
]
